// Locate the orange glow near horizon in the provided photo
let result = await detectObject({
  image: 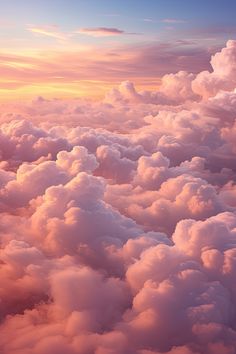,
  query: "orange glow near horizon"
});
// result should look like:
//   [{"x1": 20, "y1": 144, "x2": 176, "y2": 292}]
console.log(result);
[
  {"x1": 0, "y1": 47, "x2": 163, "y2": 101},
  {"x1": 0, "y1": 79, "x2": 161, "y2": 102}
]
